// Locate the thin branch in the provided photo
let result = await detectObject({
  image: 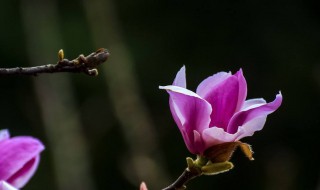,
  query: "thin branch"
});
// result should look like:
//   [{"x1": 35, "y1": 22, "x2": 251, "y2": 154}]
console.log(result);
[
  {"x1": 0, "y1": 48, "x2": 109, "y2": 76},
  {"x1": 162, "y1": 169, "x2": 201, "y2": 190}
]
